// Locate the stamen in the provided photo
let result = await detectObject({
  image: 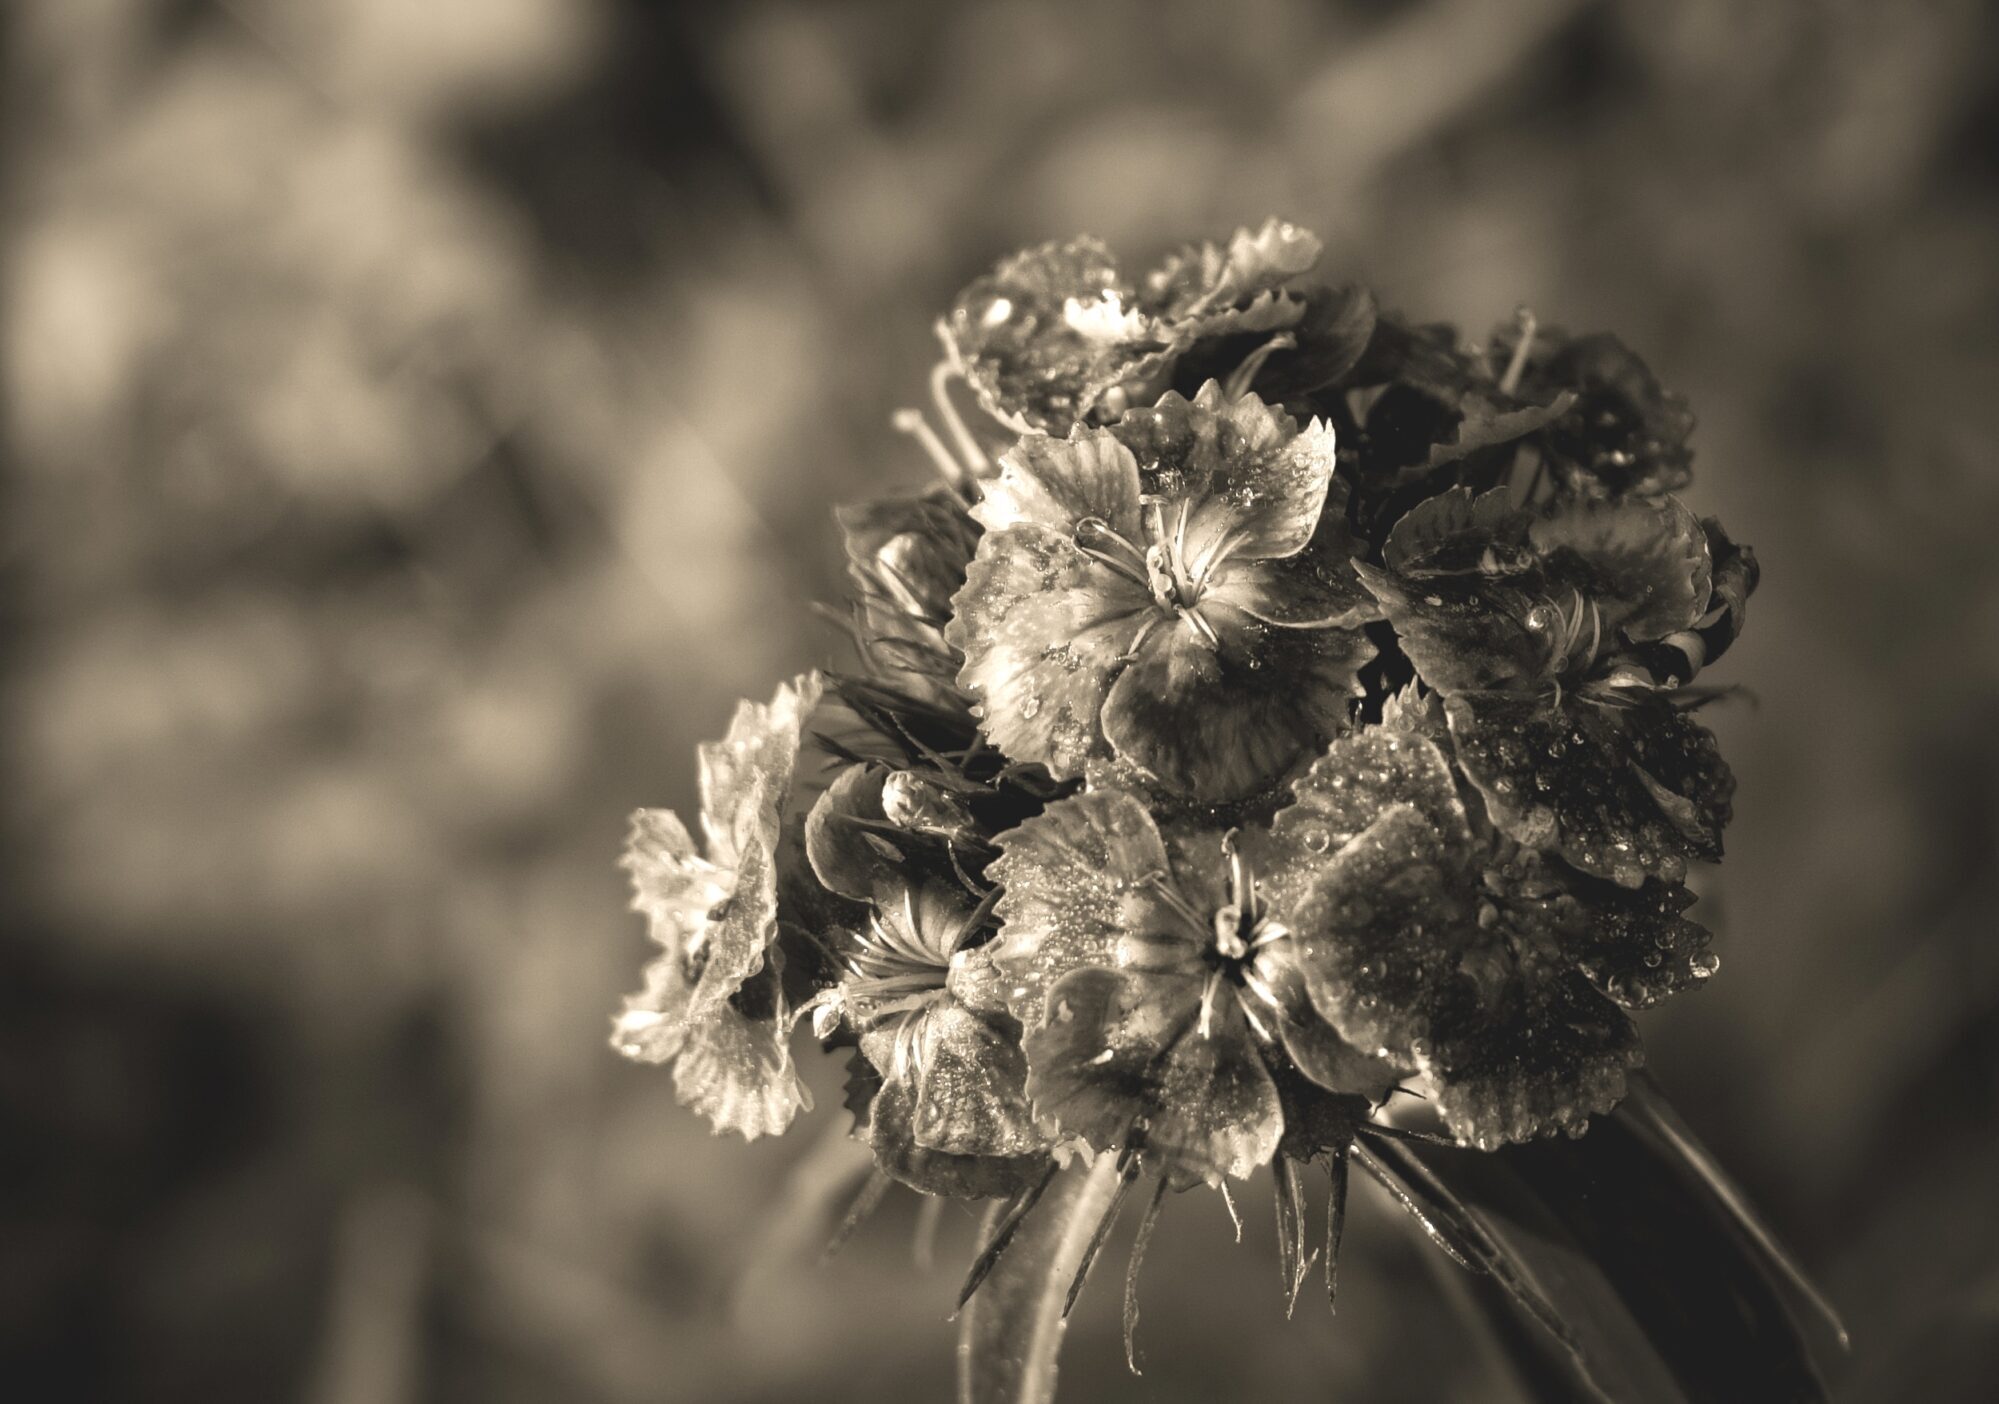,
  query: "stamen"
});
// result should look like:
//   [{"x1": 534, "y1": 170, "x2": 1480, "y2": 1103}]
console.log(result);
[
  {"x1": 929, "y1": 358, "x2": 991, "y2": 479},
  {"x1": 1499, "y1": 306, "x2": 1537, "y2": 398},
  {"x1": 1223, "y1": 330, "x2": 1296, "y2": 401},
  {"x1": 1074, "y1": 517, "x2": 1153, "y2": 590},
  {"x1": 1197, "y1": 971, "x2": 1224, "y2": 1039},
  {"x1": 1240, "y1": 965, "x2": 1282, "y2": 1010},
  {"x1": 1141, "y1": 870, "x2": 1210, "y2": 937},
  {"x1": 892, "y1": 408, "x2": 965, "y2": 487},
  {"x1": 1180, "y1": 606, "x2": 1222, "y2": 651}
]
